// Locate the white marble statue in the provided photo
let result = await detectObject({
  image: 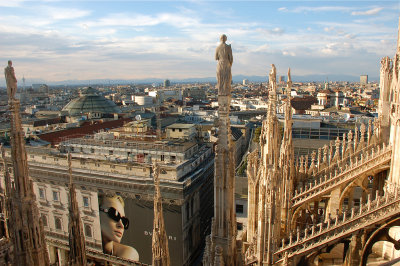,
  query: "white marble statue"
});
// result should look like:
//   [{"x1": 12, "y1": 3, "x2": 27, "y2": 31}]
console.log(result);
[
  {"x1": 215, "y1": 34, "x2": 233, "y2": 96},
  {"x1": 4, "y1": 60, "x2": 17, "y2": 101}
]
